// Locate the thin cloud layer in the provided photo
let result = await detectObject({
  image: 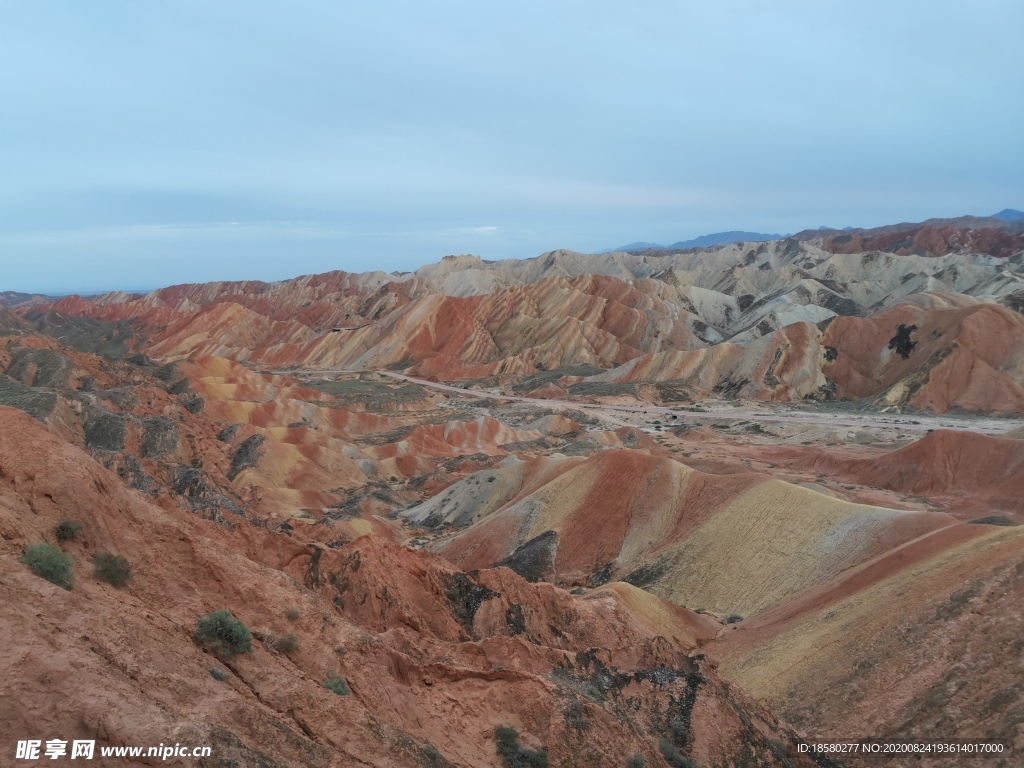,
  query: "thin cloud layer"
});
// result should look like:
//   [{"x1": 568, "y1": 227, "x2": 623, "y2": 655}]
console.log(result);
[{"x1": 1, "y1": 0, "x2": 1021, "y2": 292}]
